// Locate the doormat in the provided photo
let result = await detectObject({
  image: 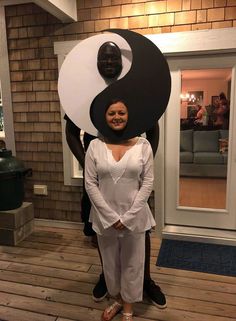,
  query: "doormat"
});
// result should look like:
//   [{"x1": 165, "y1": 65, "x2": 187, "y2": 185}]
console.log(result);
[{"x1": 156, "y1": 239, "x2": 236, "y2": 277}]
